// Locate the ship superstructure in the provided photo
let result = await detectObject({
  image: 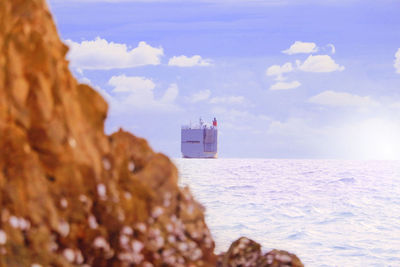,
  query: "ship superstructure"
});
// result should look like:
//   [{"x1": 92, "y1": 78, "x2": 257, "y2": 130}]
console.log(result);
[{"x1": 181, "y1": 118, "x2": 218, "y2": 158}]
